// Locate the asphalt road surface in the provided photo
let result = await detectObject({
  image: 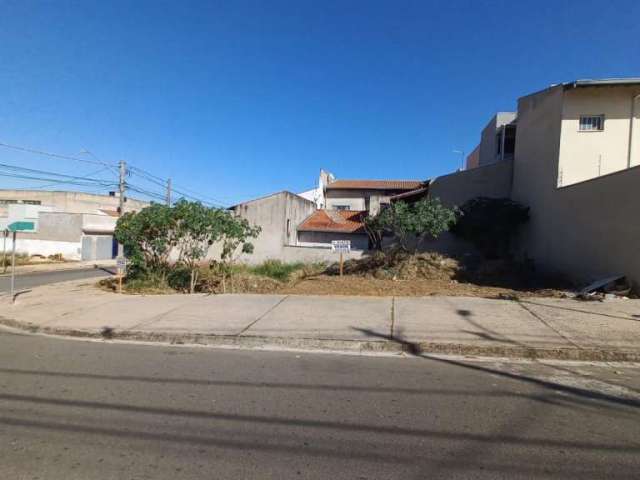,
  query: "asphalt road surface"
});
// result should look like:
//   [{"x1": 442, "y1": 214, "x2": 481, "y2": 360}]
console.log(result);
[
  {"x1": 0, "y1": 267, "x2": 112, "y2": 293},
  {"x1": 0, "y1": 330, "x2": 639, "y2": 479}
]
